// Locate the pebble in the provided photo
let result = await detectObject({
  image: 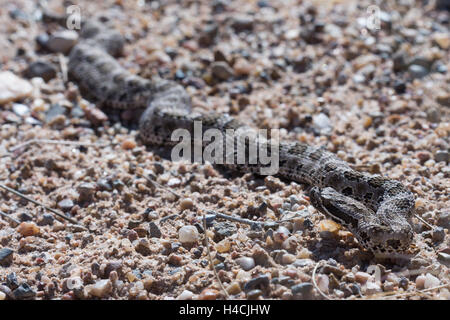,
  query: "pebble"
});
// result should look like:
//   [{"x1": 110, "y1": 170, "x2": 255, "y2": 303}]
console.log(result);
[
  {"x1": 434, "y1": 151, "x2": 449, "y2": 163},
  {"x1": 0, "y1": 71, "x2": 33, "y2": 104},
  {"x1": 281, "y1": 253, "x2": 296, "y2": 265},
  {"x1": 432, "y1": 227, "x2": 445, "y2": 242},
  {"x1": 87, "y1": 279, "x2": 112, "y2": 298},
  {"x1": 415, "y1": 275, "x2": 426, "y2": 289},
  {"x1": 17, "y1": 222, "x2": 40, "y2": 237},
  {"x1": 77, "y1": 182, "x2": 97, "y2": 202},
  {"x1": 354, "y1": 271, "x2": 371, "y2": 284},
  {"x1": 0, "y1": 292, "x2": 5, "y2": 300},
  {"x1": 198, "y1": 288, "x2": 219, "y2": 300},
  {"x1": 38, "y1": 213, "x2": 55, "y2": 226},
  {"x1": 12, "y1": 103, "x2": 30, "y2": 117},
  {"x1": 214, "y1": 222, "x2": 237, "y2": 239},
  {"x1": 291, "y1": 282, "x2": 313, "y2": 296},
  {"x1": 424, "y1": 273, "x2": 440, "y2": 289},
  {"x1": 121, "y1": 140, "x2": 136, "y2": 150},
  {"x1": 178, "y1": 225, "x2": 199, "y2": 244},
  {"x1": 231, "y1": 16, "x2": 254, "y2": 32},
  {"x1": 47, "y1": 30, "x2": 79, "y2": 53},
  {"x1": 436, "y1": 212, "x2": 450, "y2": 229},
  {"x1": 0, "y1": 248, "x2": 14, "y2": 267},
  {"x1": 215, "y1": 239, "x2": 231, "y2": 253},
  {"x1": 148, "y1": 222, "x2": 162, "y2": 238},
  {"x1": 433, "y1": 32, "x2": 450, "y2": 50},
  {"x1": 176, "y1": 290, "x2": 194, "y2": 300},
  {"x1": 246, "y1": 289, "x2": 263, "y2": 299},
  {"x1": 12, "y1": 283, "x2": 36, "y2": 299},
  {"x1": 235, "y1": 257, "x2": 255, "y2": 271},
  {"x1": 437, "y1": 252, "x2": 450, "y2": 267},
  {"x1": 316, "y1": 275, "x2": 329, "y2": 293},
  {"x1": 211, "y1": 61, "x2": 234, "y2": 80},
  {"x1": 244, "y1": 275, "x2": 270, "y2": 292},
  {"x1": 273, "y1": 226, "x2": 290, "y2": 243},
  {"x1": 226, "y1": 282, "x2": 242, "y2": 295},
  {"x1": 312, "y1": 113, "x2": 332, "y2": 133},
  {"x1": 408, "y1": 64, "x2": 429, "y2": 79},
  {"x1": 23, "y1": 61, "x2": 57, "y2": 82},
  {"x1": 180, "y1": 198, "x2": 194, "y2": 210},
  {"x1": 233, "y1": 58, "x2": 252, "y2": 76},
  {"x1": 58, "y1": 198, "x2": 74, "y2": 212}
]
